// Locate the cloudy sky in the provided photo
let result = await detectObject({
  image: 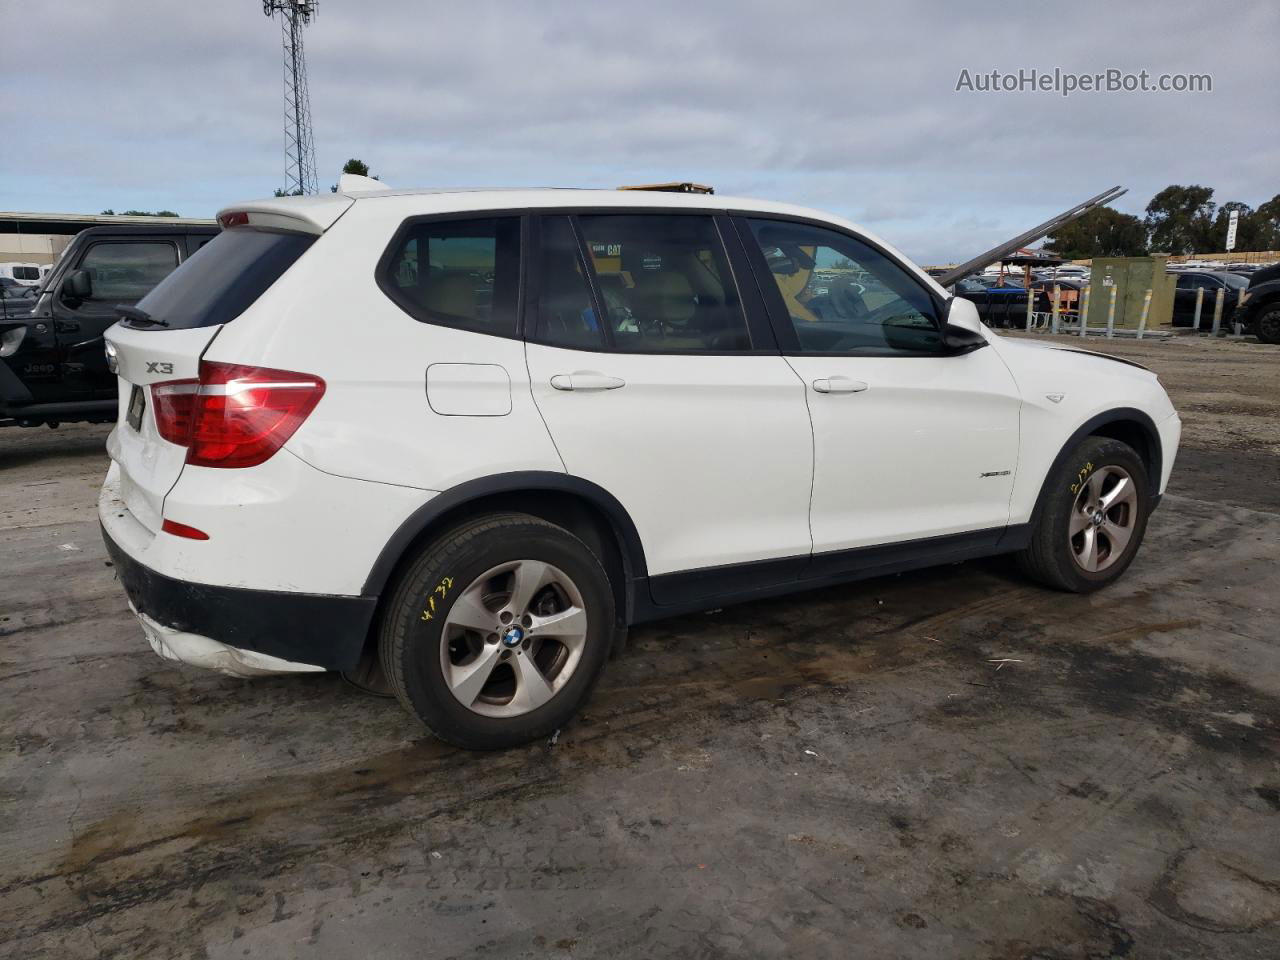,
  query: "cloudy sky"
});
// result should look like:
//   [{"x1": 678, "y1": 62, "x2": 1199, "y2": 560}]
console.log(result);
[{"x1": 3, "y1": 0, "x2": 1276, "y2": 264}]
